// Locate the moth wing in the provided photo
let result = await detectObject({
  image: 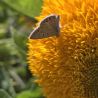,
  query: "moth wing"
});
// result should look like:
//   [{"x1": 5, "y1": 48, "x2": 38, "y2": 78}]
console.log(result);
[
  {"x1": 40, "y1": 15, "x2": 59, "y2": 28},
  {"x1": 29, "y1": 15, "x2": 60, "y2": 39},
  {"x1": 29, "y1": 27, "x2": 43, "y2": 39},
  {"x1": 39, "y1": 15, "x2": 60, "y2": 37}
]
